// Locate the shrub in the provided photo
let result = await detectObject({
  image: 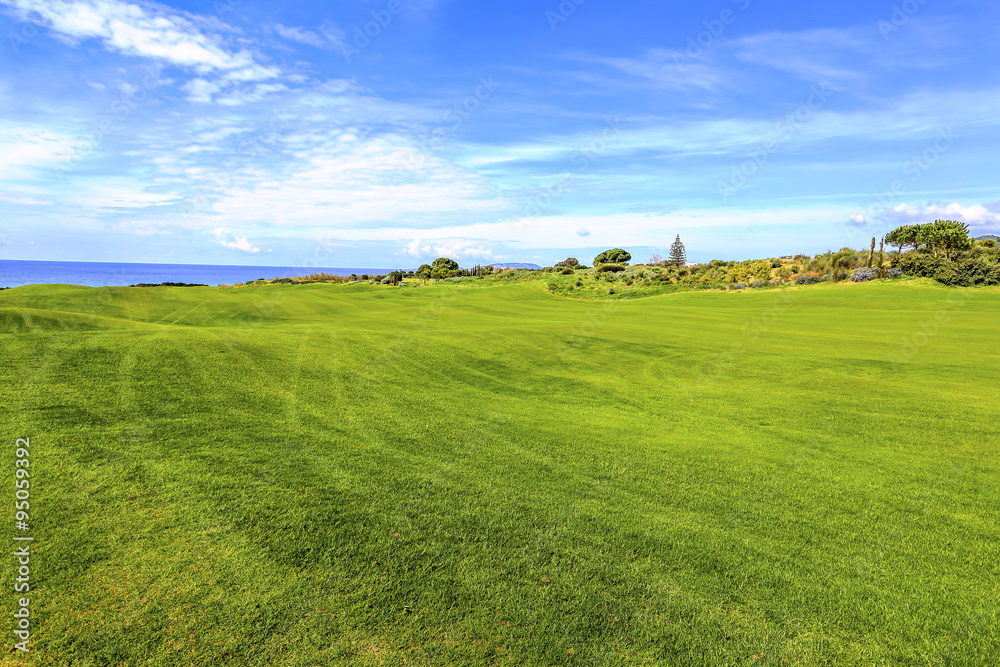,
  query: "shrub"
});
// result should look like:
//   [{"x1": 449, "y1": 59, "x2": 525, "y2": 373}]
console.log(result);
[
  {"x1": 887, "y1": 268, "x2": 903, "y2": 278},
  {"x1": 594, "y1": 248, "x2": 631, "y2": 266},
  {"x1": 547, "y1": 282, "x2": 558, "y2": 291},
  {"x1": 728, "y1": 283, "x2": 746, "y2": 290},
  {"x1": 596, "y1": 263, "x2": 626, "y2": 273},
  {"x1": 892, "y1": 253, "x2": 942, "y2": 278},
  {"x1": 852, "y1": 268, "x2": 877, "y2": 282},
  {"x1": 559, "y1": 267, "x2": 575, "y2": 275},
  {"x1": 607, "y1": 288, "x2": 615, "y2": 295},
  {"x1": 750, "y1": 281, "x2": 771, "y2": 288},
  {"x1": 795, "y1": 275, "x2": 822, "y2": 285},
  {"x1": 575, "y1": 281, "x2": 583, "y2": 287}
]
